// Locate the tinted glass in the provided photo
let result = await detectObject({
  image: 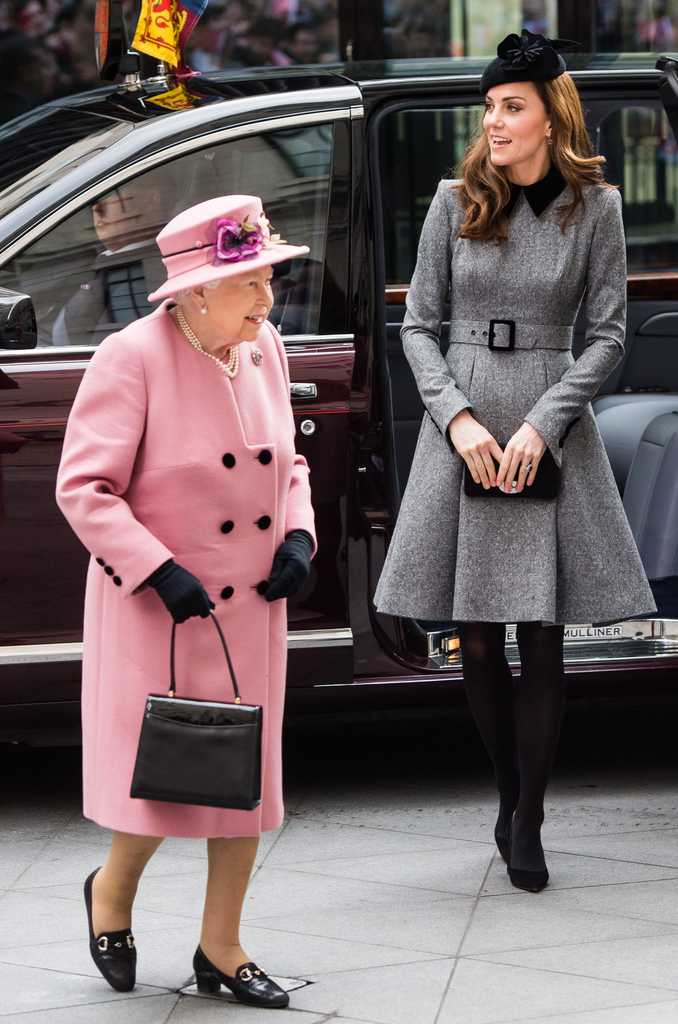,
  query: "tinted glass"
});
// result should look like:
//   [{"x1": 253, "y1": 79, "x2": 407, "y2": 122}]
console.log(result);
[
  {"x1": 380, "y1": 106, "x2": 480, "y2": 284},
  {"x1": 0, "y1": 109, "x2": 132, "y2": 218},
  {"x1": 0, "y1": 121, "x2": 333, "y2": 348},
  {"x1": 595, "y1": 102, "x2": 678, "y2": 273},
  {"x1": 380, "y1": 100, "x2": 678, "y2": 283}
]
